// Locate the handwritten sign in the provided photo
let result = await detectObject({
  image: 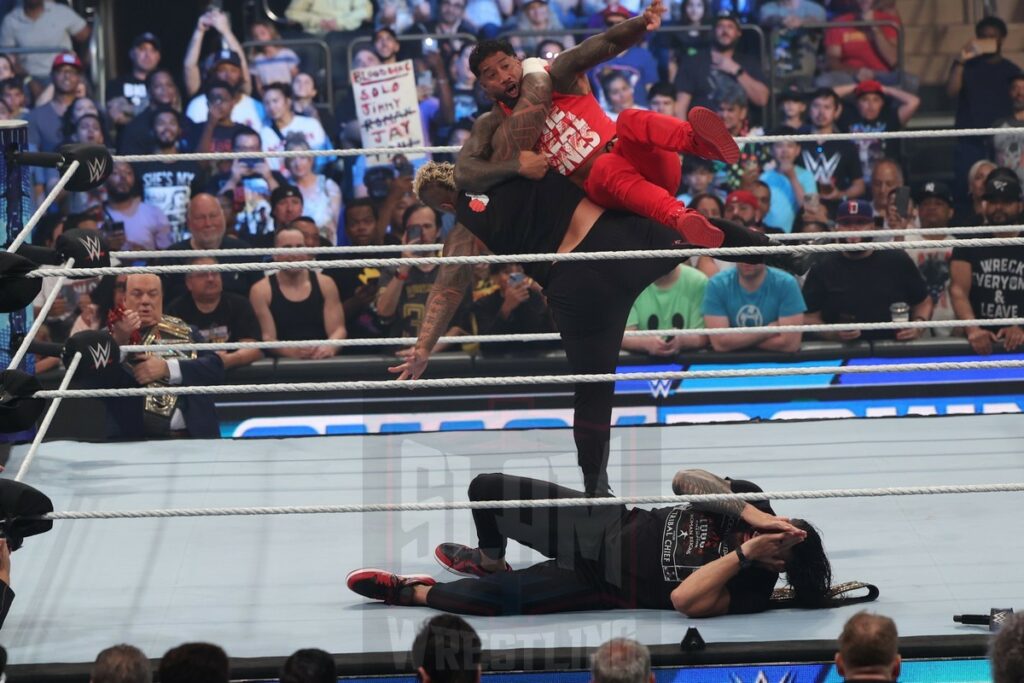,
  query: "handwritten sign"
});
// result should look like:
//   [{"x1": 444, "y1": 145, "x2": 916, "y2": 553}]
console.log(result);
[{"x1": 351, "y1": 60, "x2": 426, "y2": 166}]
